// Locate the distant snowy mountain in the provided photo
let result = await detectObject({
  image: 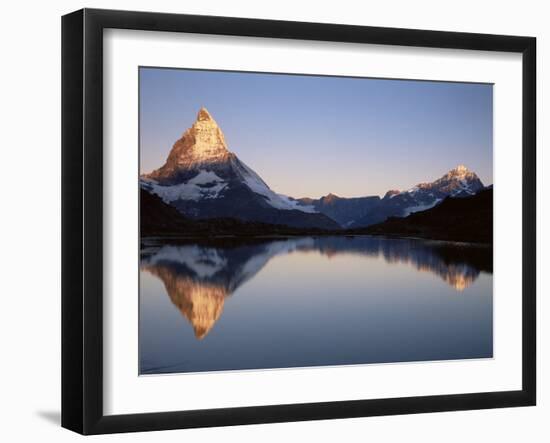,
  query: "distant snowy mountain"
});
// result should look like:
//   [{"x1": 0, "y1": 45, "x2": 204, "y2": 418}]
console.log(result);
[
  {"x1": 395, "y1": 164, "x2": 485, "y2": 208},
  {"x1": 141, "y1": 108, "x2": 339, "y2": 230},
  {"x1": 350, "y1": 165, "x2": 485, "y2": 227},
  {"x1": 294, "y1": 165, "x2": 486, "y2": 228}
]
